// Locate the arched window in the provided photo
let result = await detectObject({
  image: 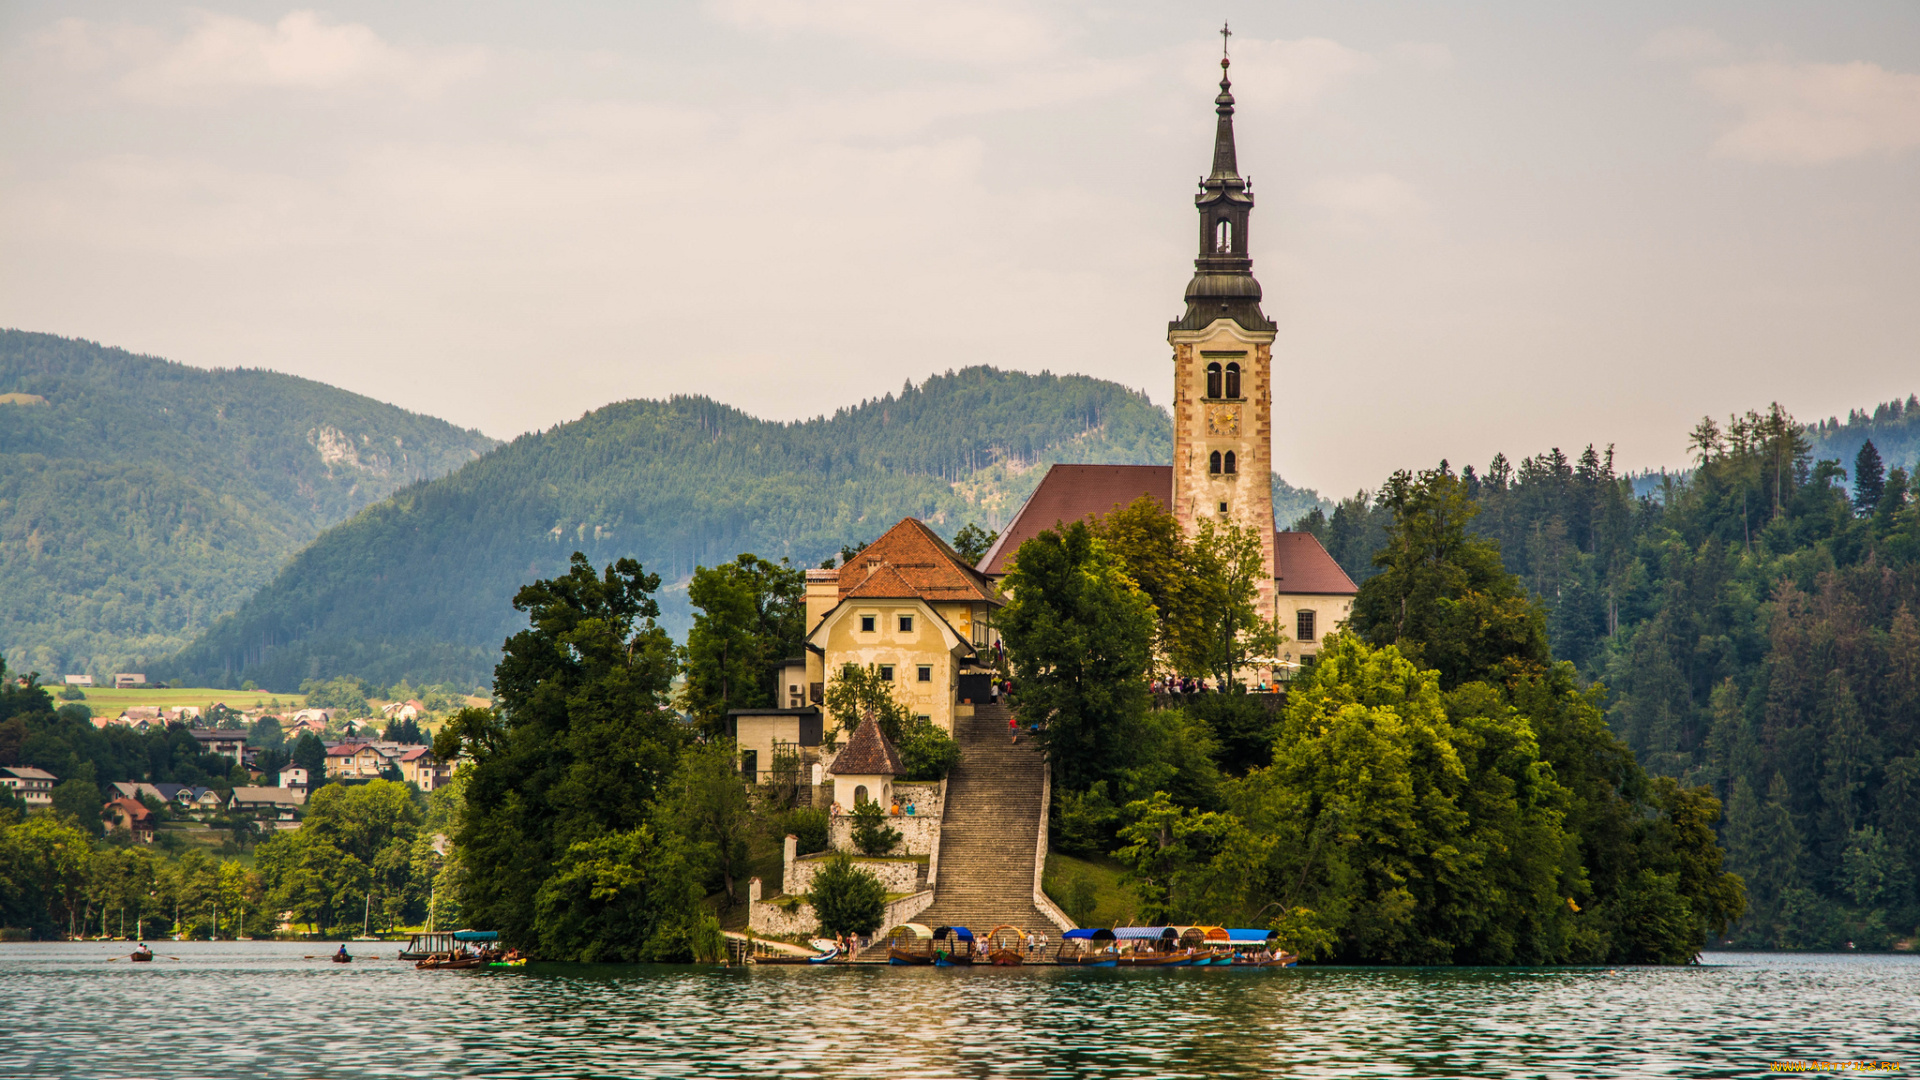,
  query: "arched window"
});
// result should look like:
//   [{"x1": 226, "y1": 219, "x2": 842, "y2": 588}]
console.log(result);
[
  {"x1": 1215, "y1": 218, "x2": 1232, "y2": 252},
  {"x1": 1224, "y1": 362, "x2": 1241, "y2": 399},
  {"x1": 1208, "y1": 450, "x2": 1222, "y2": 474},
  {"x1": 1224, "y1": 450, "x2": 1237, "y2": 475},
  {"x1": 854, "y1": 784, "x2": 869, "y2": 807},
  {"x1": 1205, "y1": 362, "x2": 1222, "y2": 399}
]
